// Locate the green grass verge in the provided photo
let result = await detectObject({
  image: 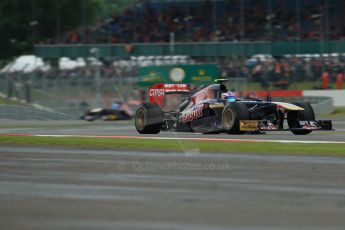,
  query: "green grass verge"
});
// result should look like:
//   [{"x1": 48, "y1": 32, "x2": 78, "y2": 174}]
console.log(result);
[
  {"x1": 0, "y1": 97, "x2": 30, "y2": 106},
  {"x1": 324, "y1": 107, "x2": 345, "y2": 118},
  {"x1": 0, "y1": 136, "x2": 344, "y2": 156}
]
